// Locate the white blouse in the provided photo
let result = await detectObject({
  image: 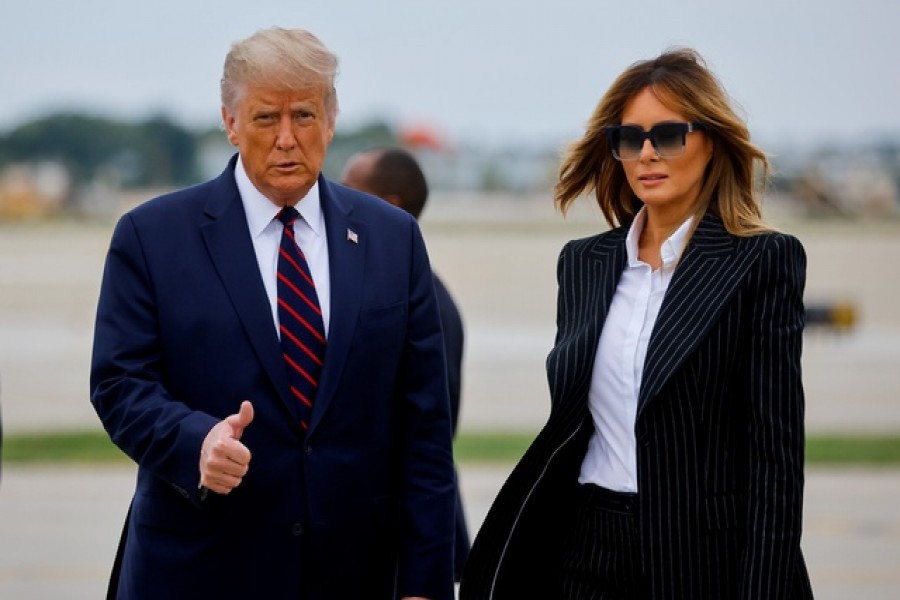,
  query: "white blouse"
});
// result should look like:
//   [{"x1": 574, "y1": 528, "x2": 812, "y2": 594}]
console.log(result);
[{"x1": 578, "y1": 208, "x2": 694, "y2": 492}]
